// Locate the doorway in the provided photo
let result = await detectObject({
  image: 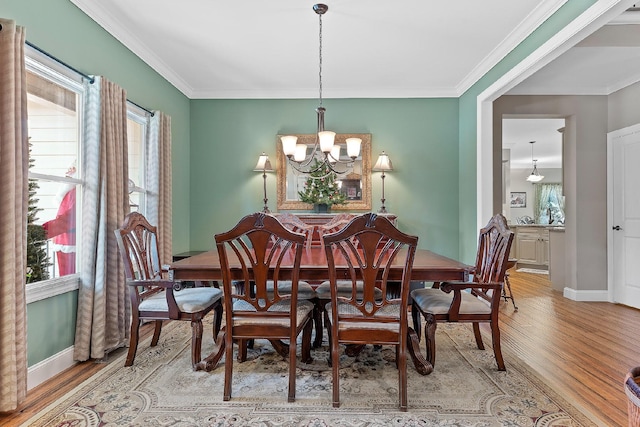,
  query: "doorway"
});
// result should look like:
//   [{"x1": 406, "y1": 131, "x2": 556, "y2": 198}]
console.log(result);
[{"x1": 501, "y1": 117, "x2": 564, "y2": 226}]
